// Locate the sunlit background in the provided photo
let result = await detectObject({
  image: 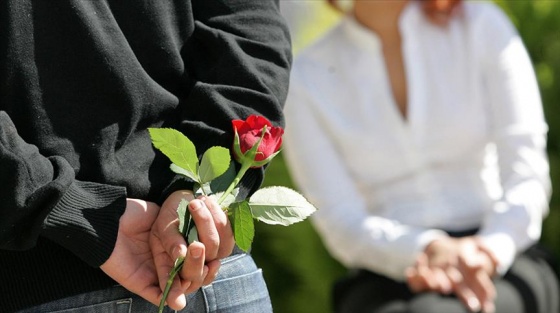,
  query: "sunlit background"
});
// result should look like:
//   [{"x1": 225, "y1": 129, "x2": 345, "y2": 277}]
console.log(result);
[{"x1": 252, "y1": 1, "x2": 560, "y2": 312}]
